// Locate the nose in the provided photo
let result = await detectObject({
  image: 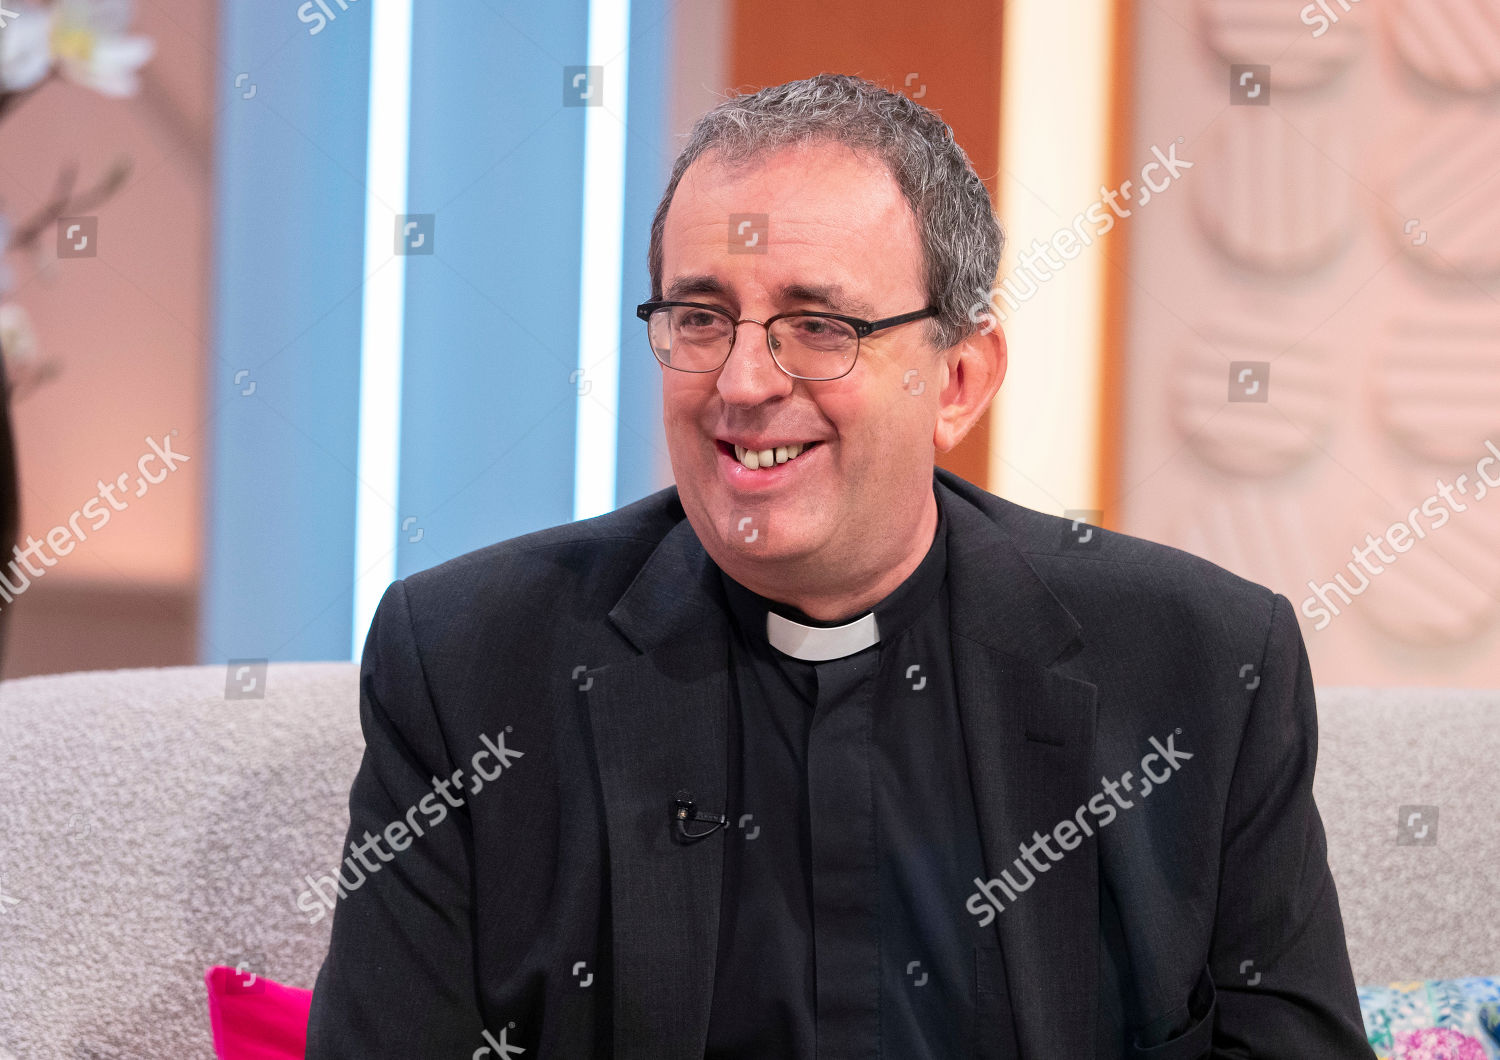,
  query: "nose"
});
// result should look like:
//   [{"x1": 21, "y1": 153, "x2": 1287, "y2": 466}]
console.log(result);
[{"x1": 716, "y1": 318, "x2": 794, "y2": 406}]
